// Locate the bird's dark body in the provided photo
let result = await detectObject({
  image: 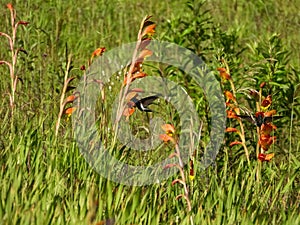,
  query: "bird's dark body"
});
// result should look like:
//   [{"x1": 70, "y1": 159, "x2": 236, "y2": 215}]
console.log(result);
[{"x1": 131, "y1": 95, "x2": 159, "y2": 112}]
